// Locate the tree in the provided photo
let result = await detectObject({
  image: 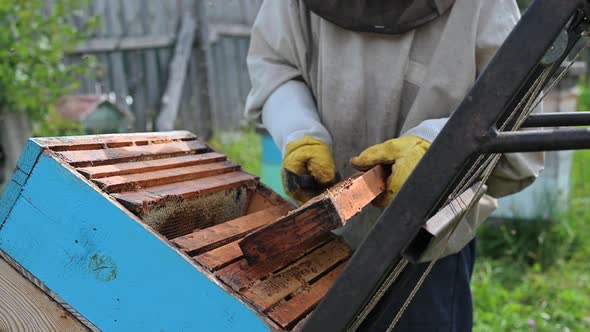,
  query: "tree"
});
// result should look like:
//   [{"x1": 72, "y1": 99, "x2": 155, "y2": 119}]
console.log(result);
[
  {"x1": 0, "y1": 0, "x2": 98, "y2": 126},
  {"x1": 0, "y1": 0, "x2": 97, "y2": 191}
]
